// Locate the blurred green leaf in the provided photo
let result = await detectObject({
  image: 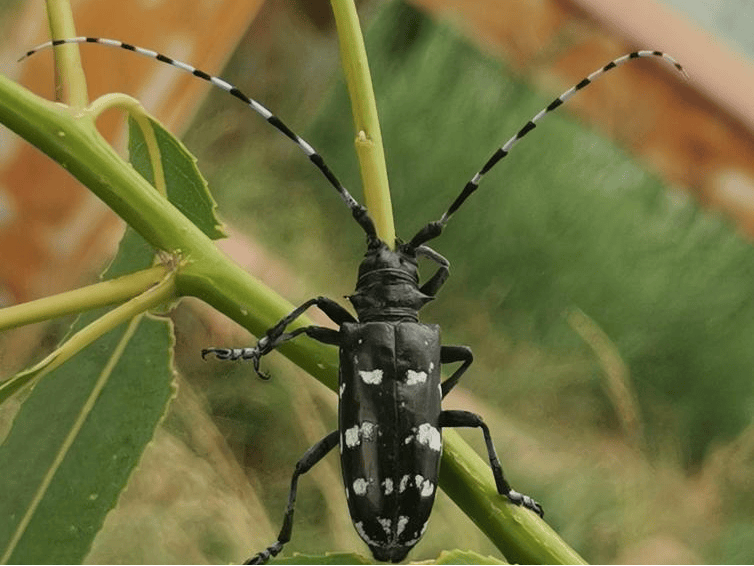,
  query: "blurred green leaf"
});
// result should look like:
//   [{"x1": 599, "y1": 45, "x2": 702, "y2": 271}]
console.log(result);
[
  {"x1": 436, "y1": 549, "x2": 506, "y2": 564},
  {"x1": 0, "y1": 107, "x2": 235, "y2": 563}
]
